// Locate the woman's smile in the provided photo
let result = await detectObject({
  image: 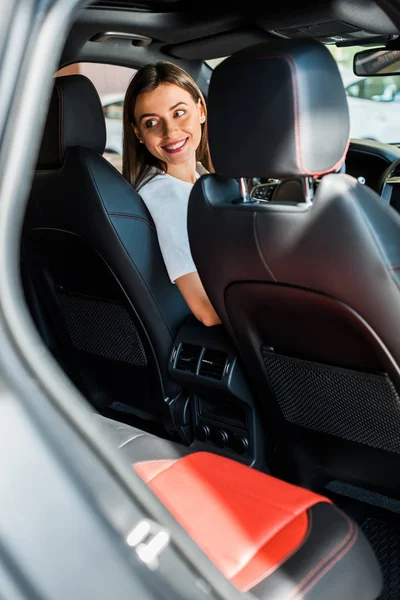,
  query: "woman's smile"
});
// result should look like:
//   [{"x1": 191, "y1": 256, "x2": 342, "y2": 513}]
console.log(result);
[{"x1": 162, "y1": 137, "x2": 189, "y2": 153}]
